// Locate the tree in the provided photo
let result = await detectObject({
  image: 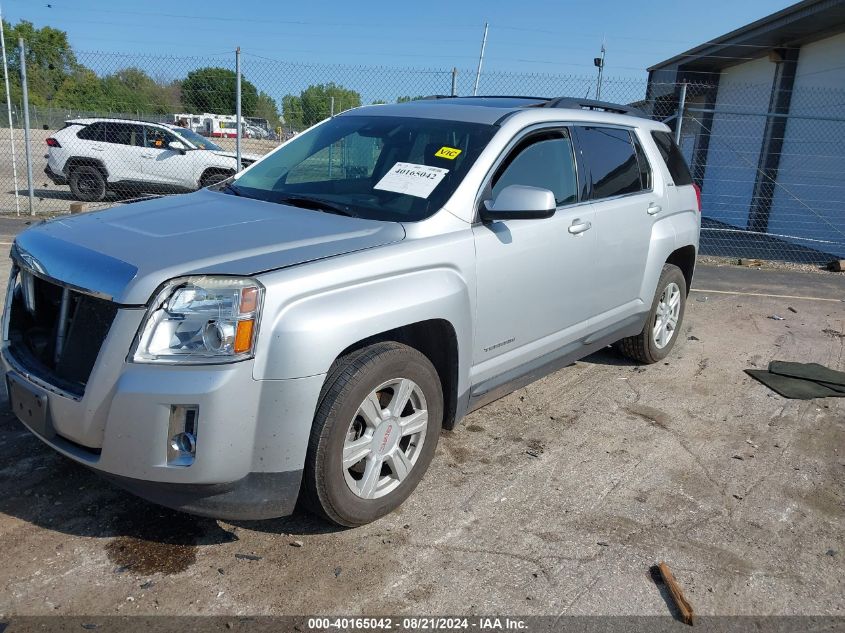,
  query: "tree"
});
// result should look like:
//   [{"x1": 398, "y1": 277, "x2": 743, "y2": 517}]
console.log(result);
[
  {"x1": 53, "y1": 68, "x2": 107, "y2": 111},
  {"x1": 282, "y1": 83, "x2": 362, "y2": 128},
  {"x1": 181, "y1": 67, "x2": 258, "y2": 115},
  {"x1": 397, "y1": 95, "x2": 426, "y2": 103},
  {"x1": 252, "y1": 91, "x2": 280, "y2": 124},
  {"x1": 2, "y1": 19, "x2": 78, "y2": 106}
]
